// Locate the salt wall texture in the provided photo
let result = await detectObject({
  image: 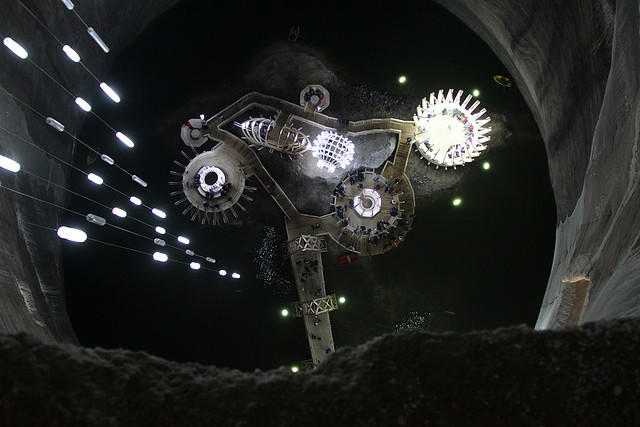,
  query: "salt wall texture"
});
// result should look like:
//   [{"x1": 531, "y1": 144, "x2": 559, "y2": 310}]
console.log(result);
[
  {"x1": 0, "y1": 0, "x2": 177, "y2": 342},
  {"x1": 1, "y1": 319, "x2": 639, "y2": 425},
  {"x1": 435, "y1": 0, "x2": 640, "y2": 327}
]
